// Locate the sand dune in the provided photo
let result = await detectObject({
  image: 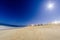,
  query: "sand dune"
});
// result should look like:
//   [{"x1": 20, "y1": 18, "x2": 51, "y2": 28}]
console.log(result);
[{"x1": 0, "y1": 24, "x2": 60, "y2": 40}]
